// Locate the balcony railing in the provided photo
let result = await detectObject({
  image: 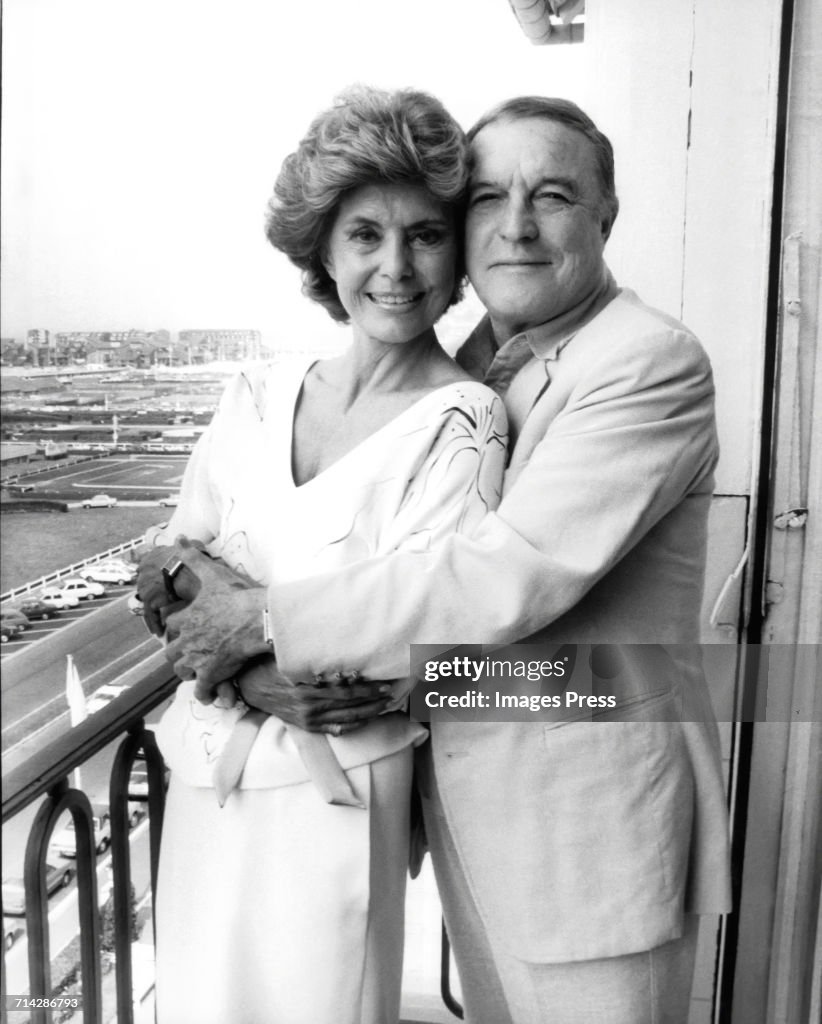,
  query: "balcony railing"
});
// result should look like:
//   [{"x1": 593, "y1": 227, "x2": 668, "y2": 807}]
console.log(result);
[
  {"x1": 2, "y1": 653, "x2": 176, "y2": 1024},
  {"x1": 2, "y1": 655, "x2": 464, "y2": 1023}
]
